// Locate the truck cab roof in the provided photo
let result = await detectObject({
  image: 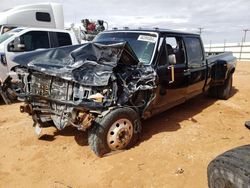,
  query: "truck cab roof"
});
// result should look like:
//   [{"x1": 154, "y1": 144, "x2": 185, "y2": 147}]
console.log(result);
[
  {"x1": 11, "y1": 27, "x2": 72, "y2": 33},
  {"x1": 103, "y1": 28, "x2": 200, "y2": 37}
]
